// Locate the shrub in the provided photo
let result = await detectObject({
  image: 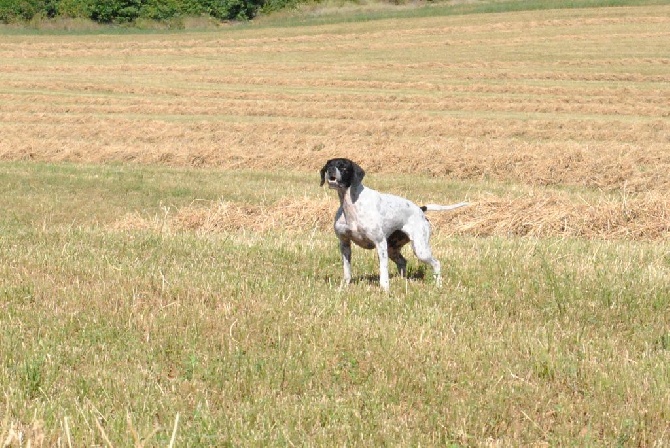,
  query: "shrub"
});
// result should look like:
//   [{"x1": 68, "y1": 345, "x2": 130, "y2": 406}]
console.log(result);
[
  {"x1": 0, "y1": 0, "x2": 45, "y2": 21},
  {"x1": 0, "y1": 0, "x2": 268, "y2": 23},
  {"x1": 89, "y1": 0, "x2": 142, "y2": 22},
  {"x1": 261, "y1": 0, "x2": 299, "y2": 13},
  {"x1": 202, "y1": 0, "x2": 264, "y2": 20},
  {"x1": 139, "y1": 0, "x2": 179, "y2": 20},
  {"x1": 56, "y1": 0, "x2": 94, "y2": 17}
]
